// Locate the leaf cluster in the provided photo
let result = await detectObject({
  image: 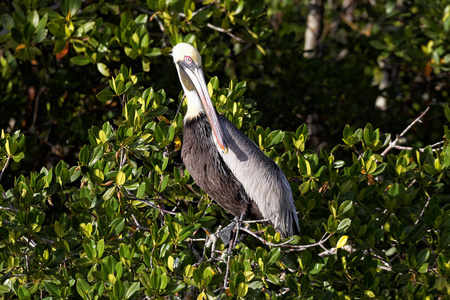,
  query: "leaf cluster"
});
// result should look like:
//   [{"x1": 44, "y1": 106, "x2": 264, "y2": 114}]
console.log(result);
[
  {"x1": 0, "y1": 64, "x2": 449, "y2": 298},
  {"x1": 0, "y1": 0, "x2": 450, "y2": 299}
]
